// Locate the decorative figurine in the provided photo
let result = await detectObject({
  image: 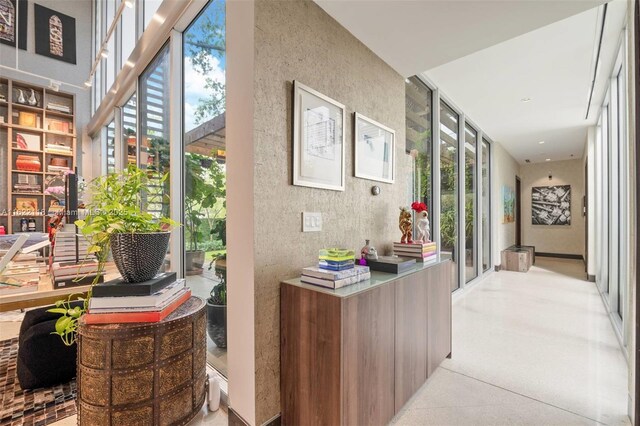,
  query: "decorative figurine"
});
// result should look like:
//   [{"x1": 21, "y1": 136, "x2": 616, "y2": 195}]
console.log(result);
[
  {"x1": 399, "y1": 207, "x2": 413, "y2": 244},
  {"x1": 411, "y1": 201, "x2": 430, "y2": 243},
  {"x1": 360, "y1": 239, "x2": 378, "y2": 261}
]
